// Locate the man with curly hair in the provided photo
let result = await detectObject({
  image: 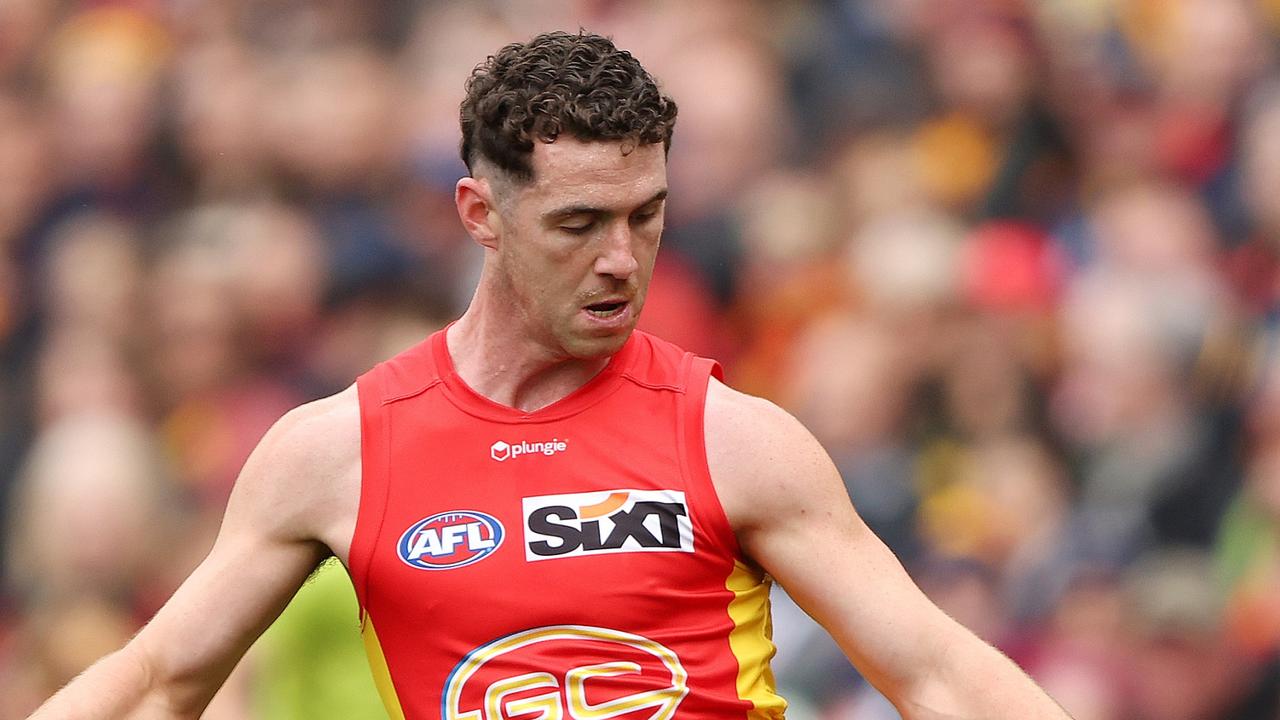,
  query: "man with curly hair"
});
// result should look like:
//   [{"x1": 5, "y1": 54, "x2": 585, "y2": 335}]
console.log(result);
[{"x1": 31, "y1": 31, "x2": 1071, "y2": 720}]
